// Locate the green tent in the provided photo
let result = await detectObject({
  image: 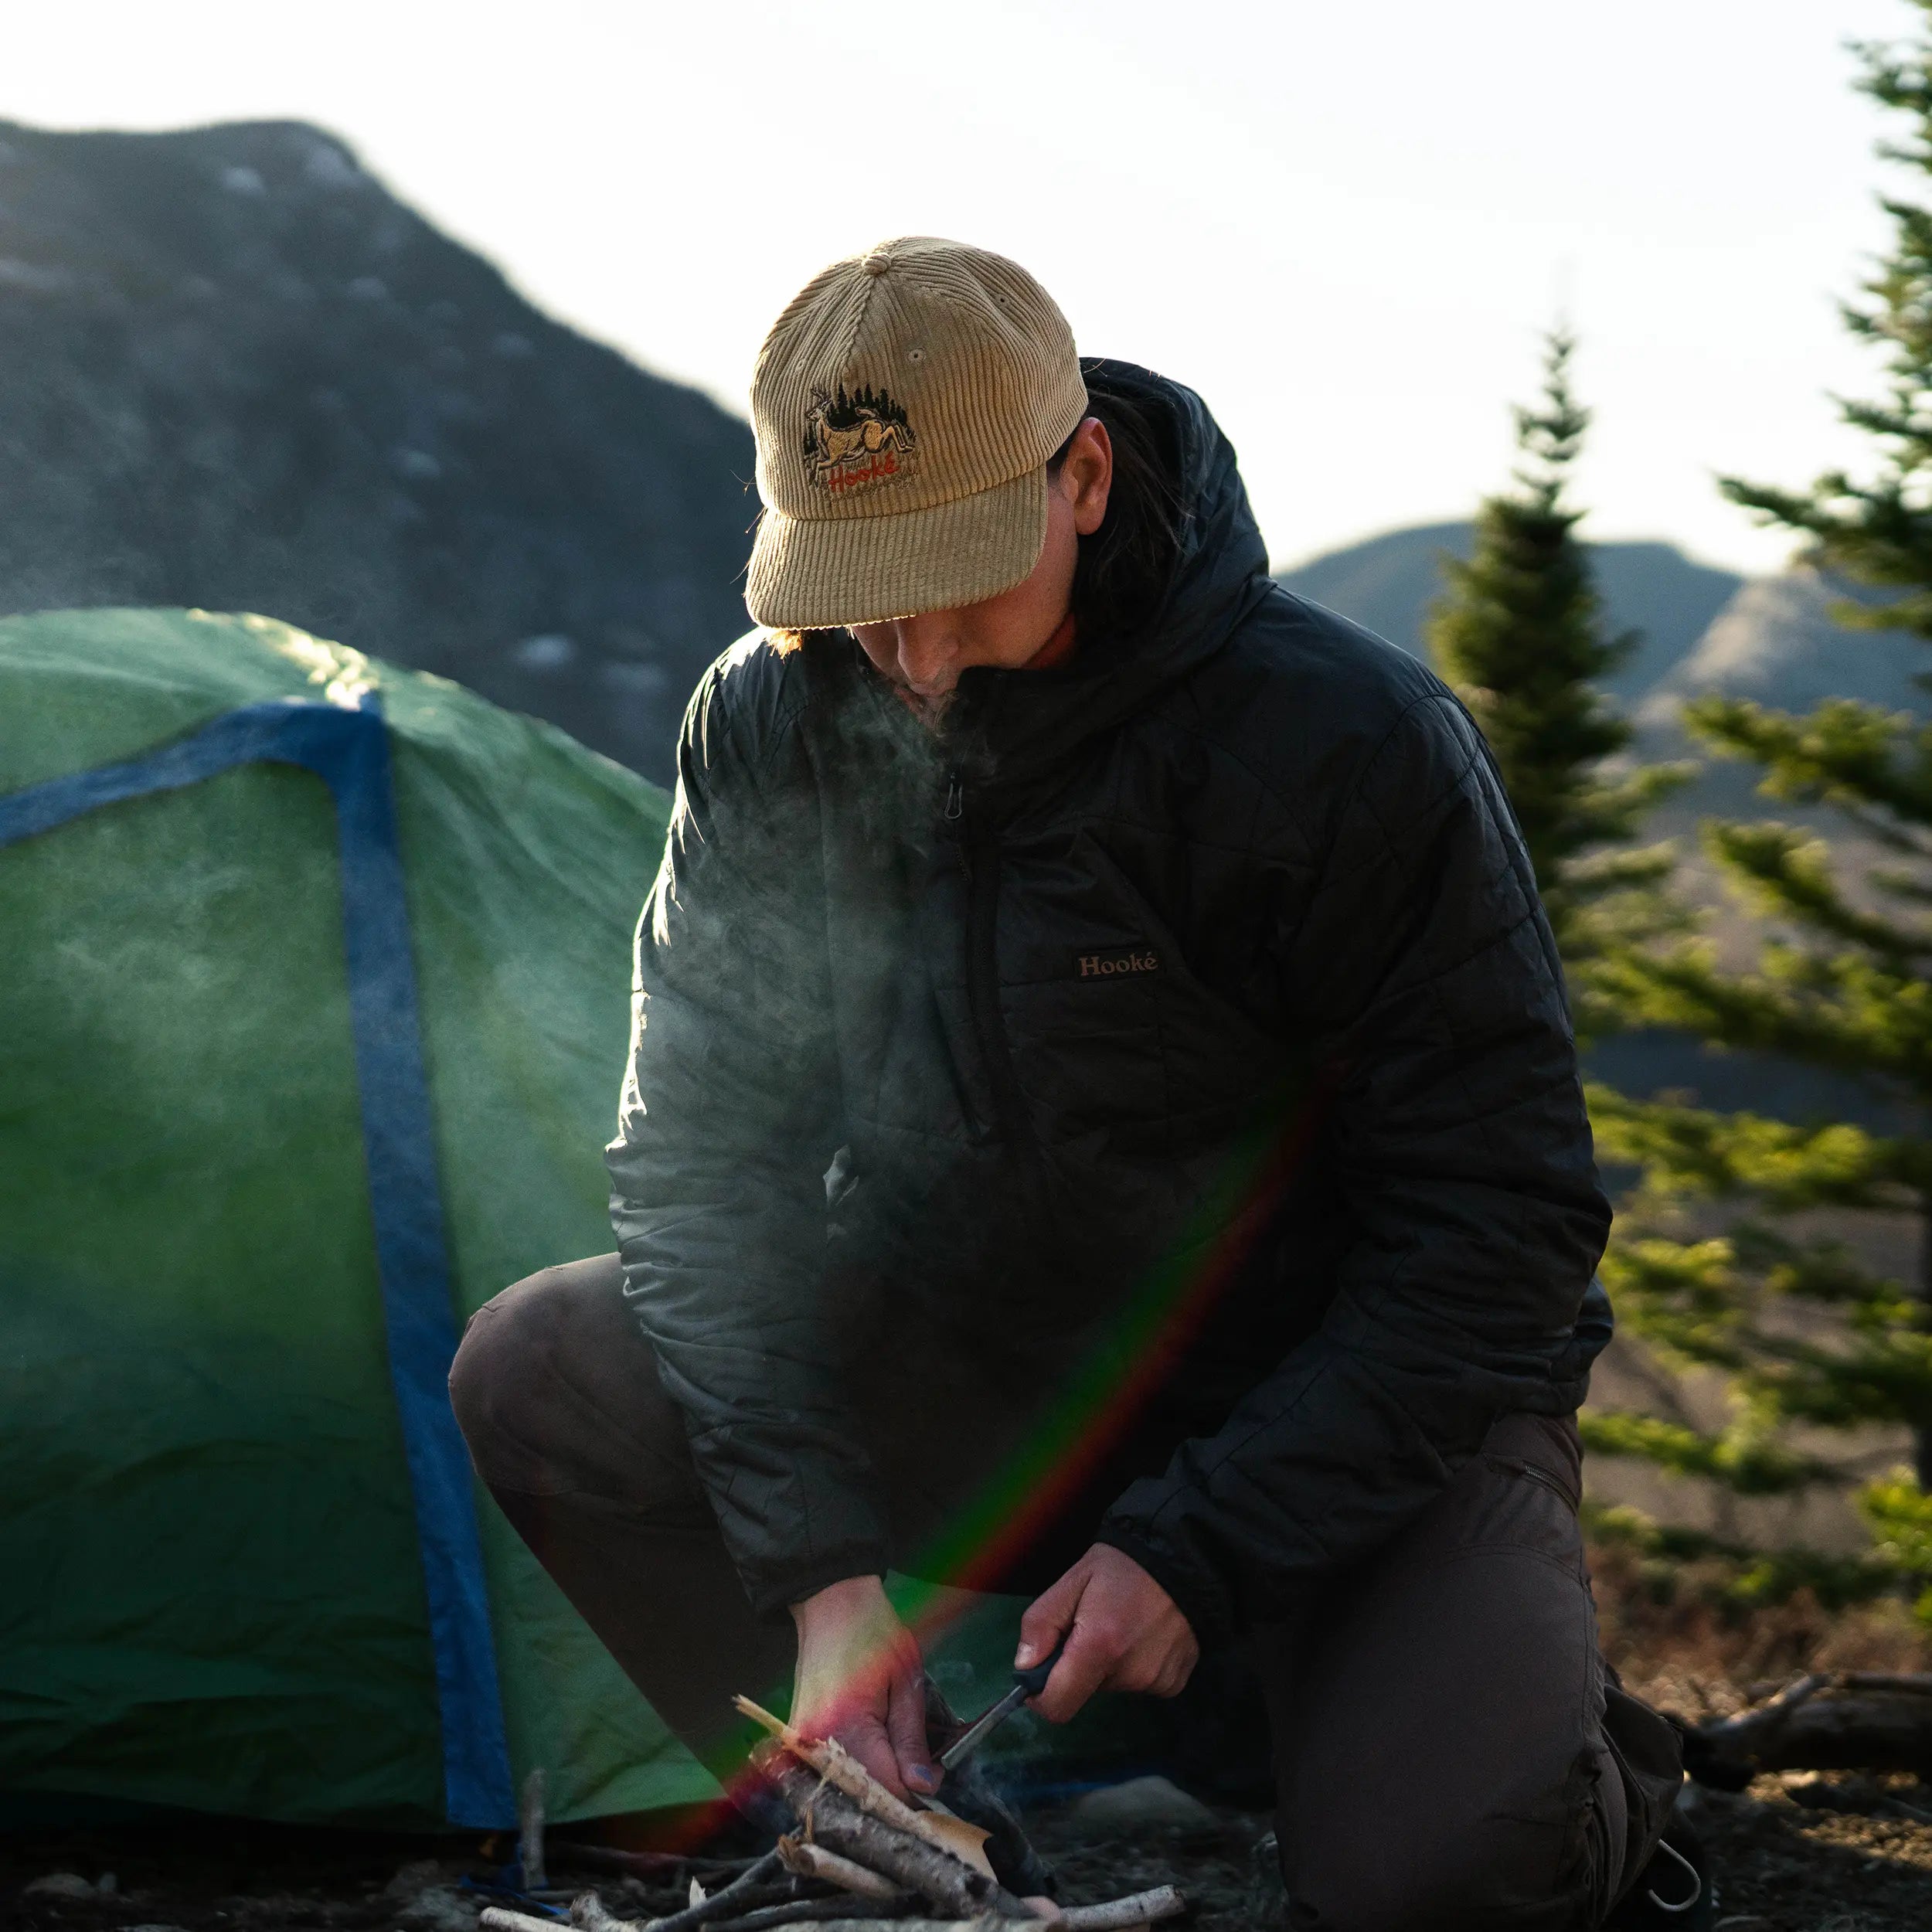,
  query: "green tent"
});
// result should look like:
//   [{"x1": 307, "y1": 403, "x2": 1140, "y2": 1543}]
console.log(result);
[
  {"x1": 1, "y1": 608, "x2": 1127, "y2": 1835},
  {"x1": 0, "y1": 607, "x2": 708, "y2": 1829}
]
